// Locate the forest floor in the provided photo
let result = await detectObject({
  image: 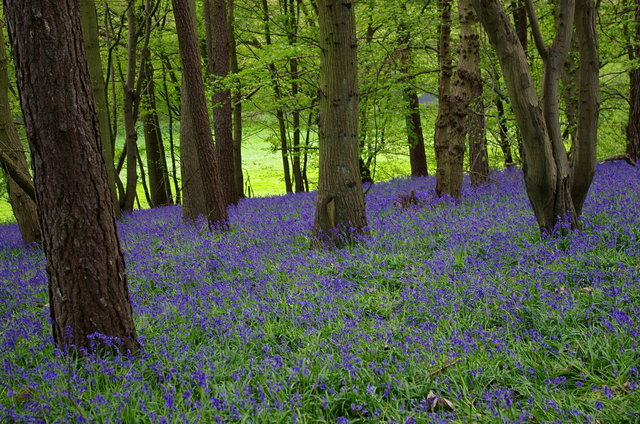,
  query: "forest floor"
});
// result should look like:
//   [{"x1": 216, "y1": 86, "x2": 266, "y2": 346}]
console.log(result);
[{"x1": 1, "y1": 161, "x2": 639, "y2": 423}]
